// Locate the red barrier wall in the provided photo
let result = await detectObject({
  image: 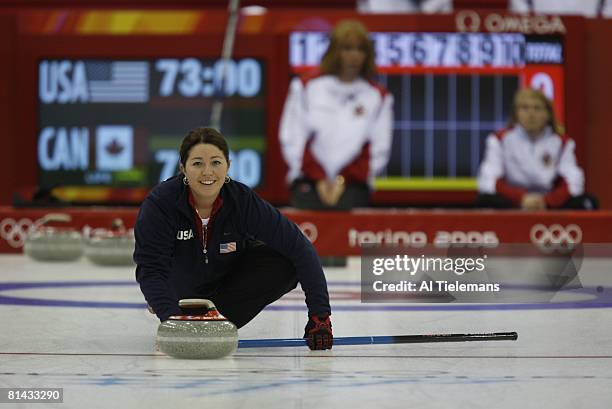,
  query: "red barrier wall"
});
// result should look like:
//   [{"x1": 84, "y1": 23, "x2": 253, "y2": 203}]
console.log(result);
[{"x1": 1, "y1": 206, "x2": 610, "y2": 255}]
